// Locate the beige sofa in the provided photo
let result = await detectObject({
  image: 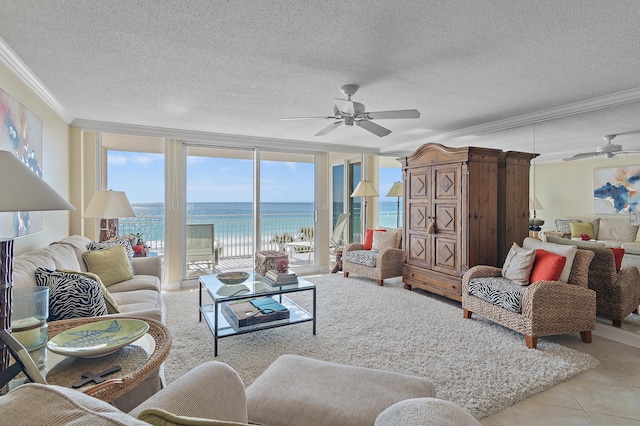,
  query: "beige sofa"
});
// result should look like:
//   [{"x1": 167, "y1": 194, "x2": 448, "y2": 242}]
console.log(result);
[
  {"x1": 544, "y1": 216, "x2": 640, "y2": 269},
  {"x1": 12, "y1": 234, "x2": 165, "y2": 411},
  {"x1": 2, "y1": 356, "x2": 480, "y2": 426}
]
